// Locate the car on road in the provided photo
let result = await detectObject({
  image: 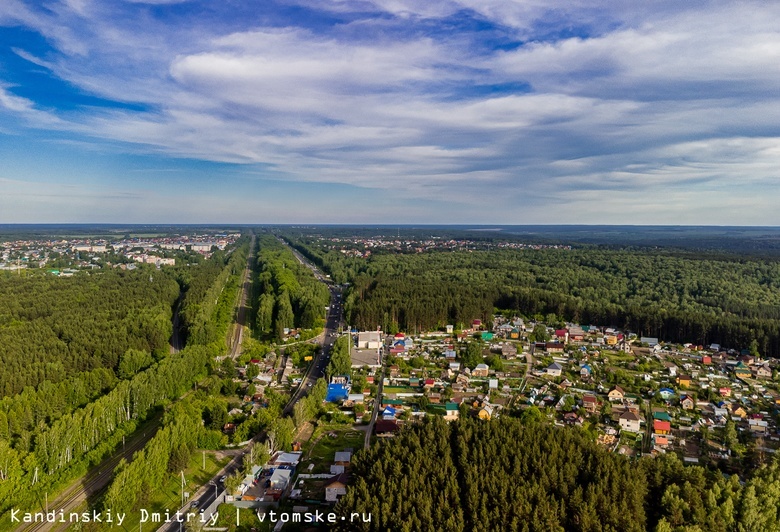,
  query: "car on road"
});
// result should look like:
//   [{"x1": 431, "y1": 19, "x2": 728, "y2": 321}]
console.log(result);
[
  {"x1": 190, "y1": 501, "x2": 199, "y2": 509},
  {"x1": 219, "y1": 475, "x2": 227, "y2": 483}
]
